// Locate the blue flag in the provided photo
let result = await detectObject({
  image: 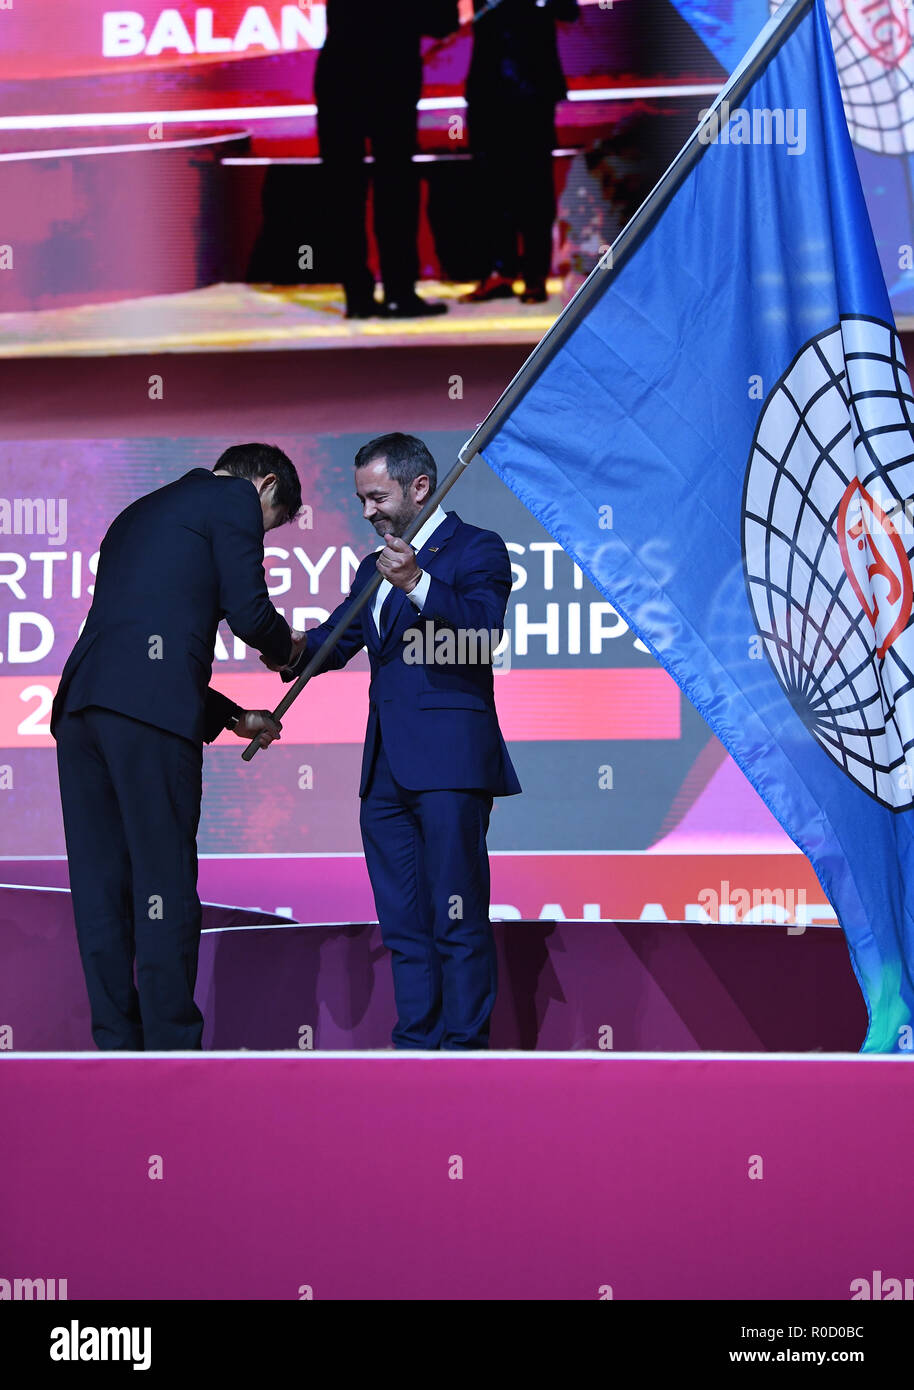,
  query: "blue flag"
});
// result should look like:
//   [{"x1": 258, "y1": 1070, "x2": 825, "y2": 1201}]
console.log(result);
[
  {"x1": 668, "y1": 0, "x2": 768, "y2": 73},
  {"x1": 467, "y1": 0, "x2": 914, "y2": 1052}
]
